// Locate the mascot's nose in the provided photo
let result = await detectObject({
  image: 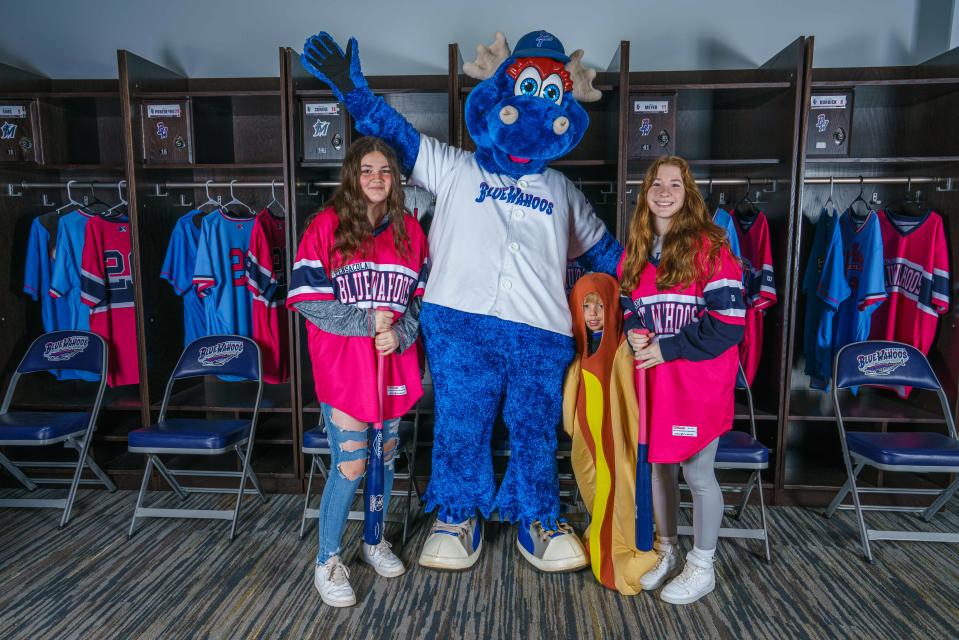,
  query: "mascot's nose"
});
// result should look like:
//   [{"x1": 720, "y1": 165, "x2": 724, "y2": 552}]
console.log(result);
[
  {"x1": 499, "y1": 105, "x2": 519, "y2": 125},
  {"x1": 553, "y1": 116, "x2": 570, "y2": 135}
]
